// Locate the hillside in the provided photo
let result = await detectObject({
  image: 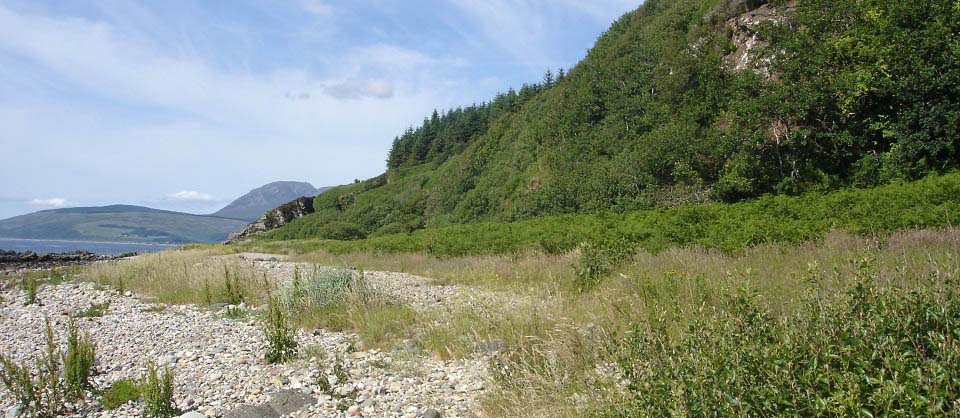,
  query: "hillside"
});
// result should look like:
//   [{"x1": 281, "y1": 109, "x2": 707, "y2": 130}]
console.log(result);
[
  {"x1": 213, "y1": 181, "x2": 328, "y2": 221},
  {"x1": 264, "y1": 0, "x2": 959, "y2": 241},
  {"x1": 0, "y1": 205, "x2": 246, "y2": 244}
]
